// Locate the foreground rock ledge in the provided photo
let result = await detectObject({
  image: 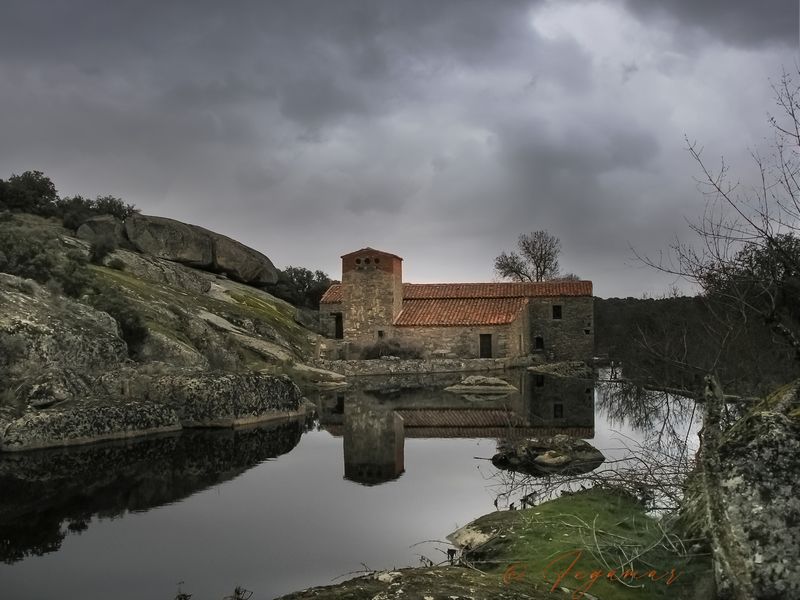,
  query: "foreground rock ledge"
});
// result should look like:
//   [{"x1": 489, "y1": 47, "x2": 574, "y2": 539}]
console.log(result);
[{"x1": 0, "y1": 373, "x2": 304, "y2": 452}]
